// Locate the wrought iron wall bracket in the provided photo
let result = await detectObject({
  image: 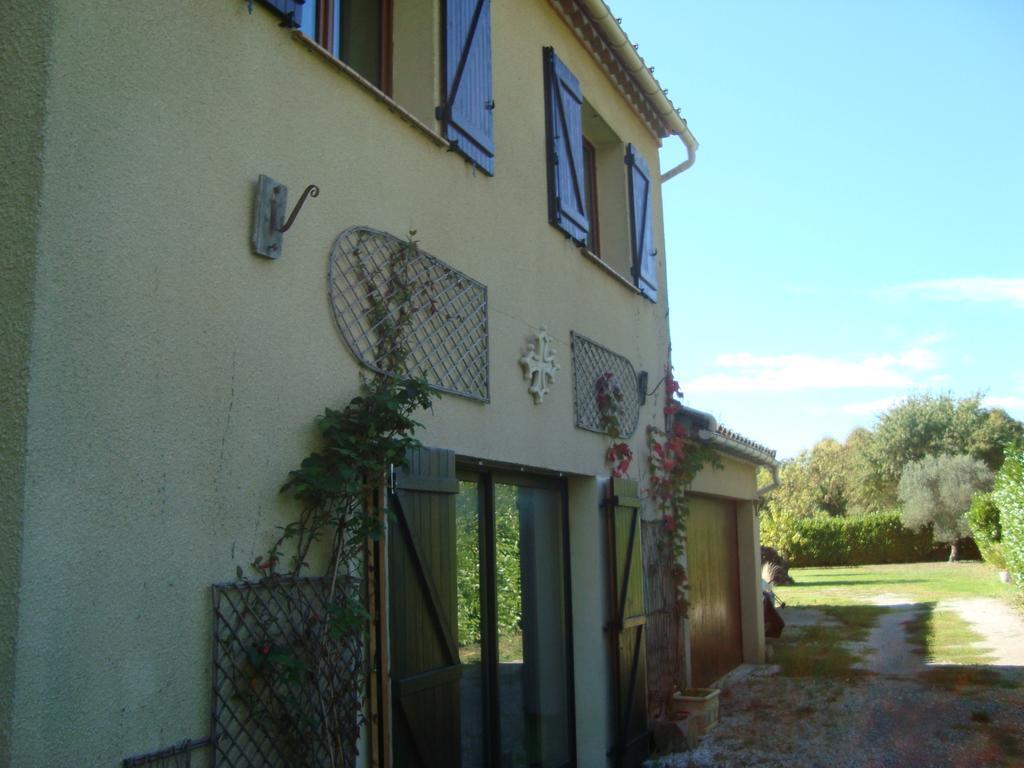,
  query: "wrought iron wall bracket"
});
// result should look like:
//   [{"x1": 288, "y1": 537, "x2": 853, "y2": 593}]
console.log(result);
[{"x1": 251, "y1": 174, "x2": 319, "y2": 259}]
